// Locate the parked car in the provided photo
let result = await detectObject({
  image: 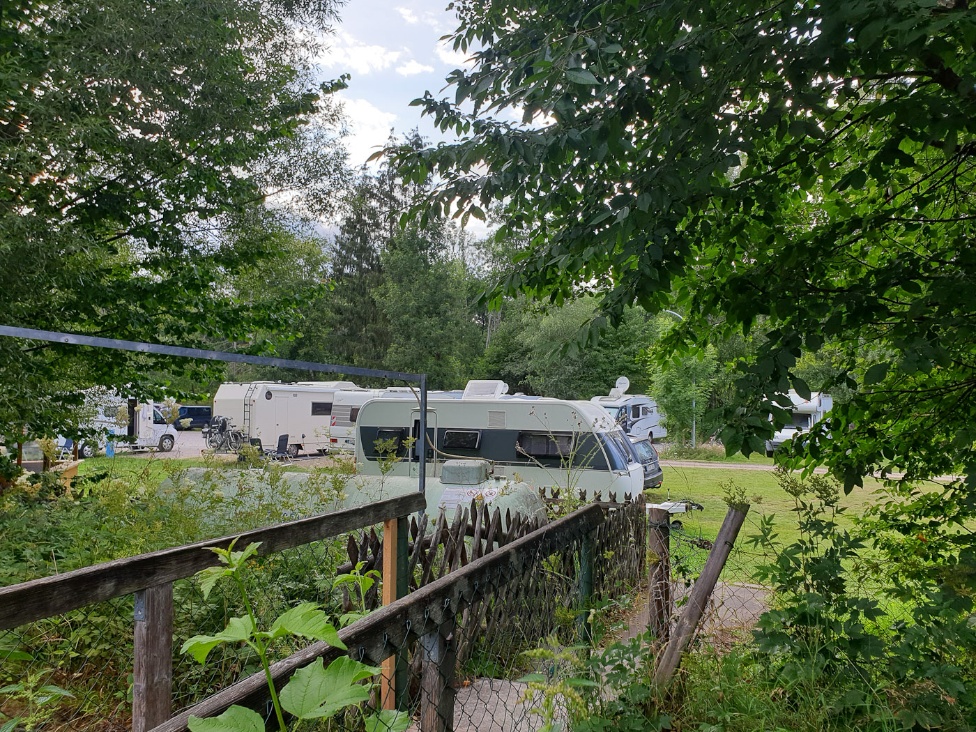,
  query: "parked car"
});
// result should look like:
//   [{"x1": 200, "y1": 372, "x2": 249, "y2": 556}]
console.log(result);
[
  {"x1": 176, "y1": 405, "x2": 212, "y2": 430},
  {"x1": 629, "y1": 436, "x2": 664, "y2": 490}
]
